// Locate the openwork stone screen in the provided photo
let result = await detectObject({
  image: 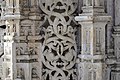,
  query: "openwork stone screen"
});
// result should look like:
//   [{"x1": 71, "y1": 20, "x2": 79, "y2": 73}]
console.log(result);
[{"x1": 39, "y1": 0, "x2": 78, "y2": 80}]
